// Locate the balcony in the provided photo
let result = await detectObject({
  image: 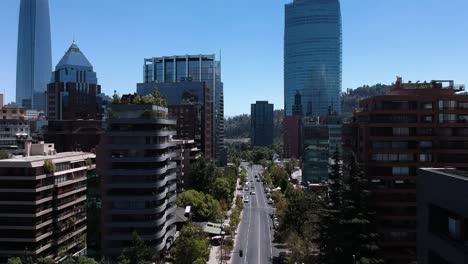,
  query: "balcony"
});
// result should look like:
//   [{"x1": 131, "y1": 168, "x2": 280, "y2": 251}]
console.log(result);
[
  {"x1": 107, "y1": 187, "x2": 168, "y2": 201},
  {"x1": 109, "y1": 152, "x2": 177, "y2": 163},
  {"x1": 109, "y1": 163, "x2": 177, "y2": 176},
  {"x1": 107, "y1": 173, "x2": 176, "y2": 189}
]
